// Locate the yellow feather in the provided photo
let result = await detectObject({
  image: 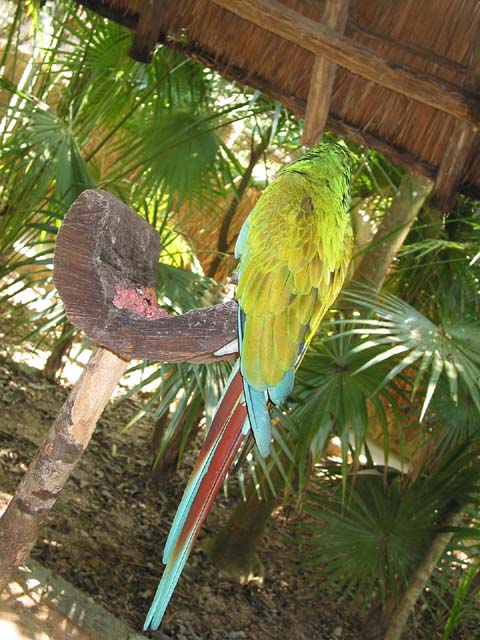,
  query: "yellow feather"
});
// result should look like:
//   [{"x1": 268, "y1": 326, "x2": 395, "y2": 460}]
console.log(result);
[
  {"x1": 304, "y1": 240, "x2": 317, "y2": 262},
  {"x1": 236, "y1": 261, "x2": 255, "y2": 296},
  {"x1": 241, "y1": 317, "x2": 263, "y2": 388},
  {"x1": 323, "y1": 268, "x2": 331, "y2": 287},
  {"x1": 288, "y1": 245, "x2": 307, "y2": 272},
  {"x1": 254, "y1": 268, "x2": 289, "y2": 316},
  {"x1": 260, "y1": 315, "x2": 277, "y2": 382},
  {"x1": 269, "y1": 269, "x2": 293, "y2": 312},
  {"x1": 273, "y1": 312, "x2": 292, "y2": 375},
  {"x1": 296, "y1": 292, "x2": 317, "y2": 326},
  {"x1": 237, "y1": 270, "x2": 267, "y2": 316},
  {"x1": 309, "y1": 255, "x2": 325, "y2": 288},
  {"x1": 293, "y1": 264, "x2": 311, "y2": 295}
]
